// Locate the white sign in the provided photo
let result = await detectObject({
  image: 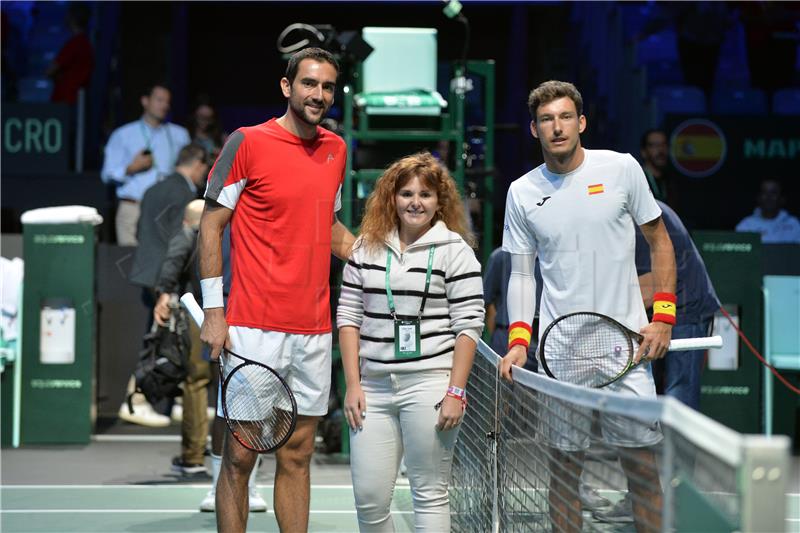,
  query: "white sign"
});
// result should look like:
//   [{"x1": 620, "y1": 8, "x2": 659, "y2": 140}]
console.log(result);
[{"x1": 40, "y1": 306, "x2": 75, "y2": 364}]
